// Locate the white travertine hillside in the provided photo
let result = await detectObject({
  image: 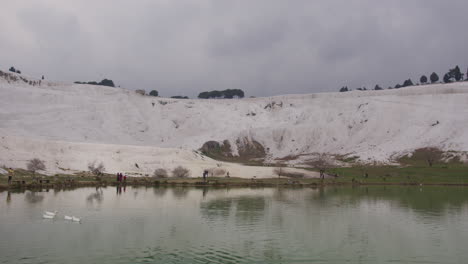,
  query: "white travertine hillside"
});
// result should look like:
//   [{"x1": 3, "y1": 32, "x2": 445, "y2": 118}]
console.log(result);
[{"x1": 1, "y1": 71, "x2": 468, "y2": 175}]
